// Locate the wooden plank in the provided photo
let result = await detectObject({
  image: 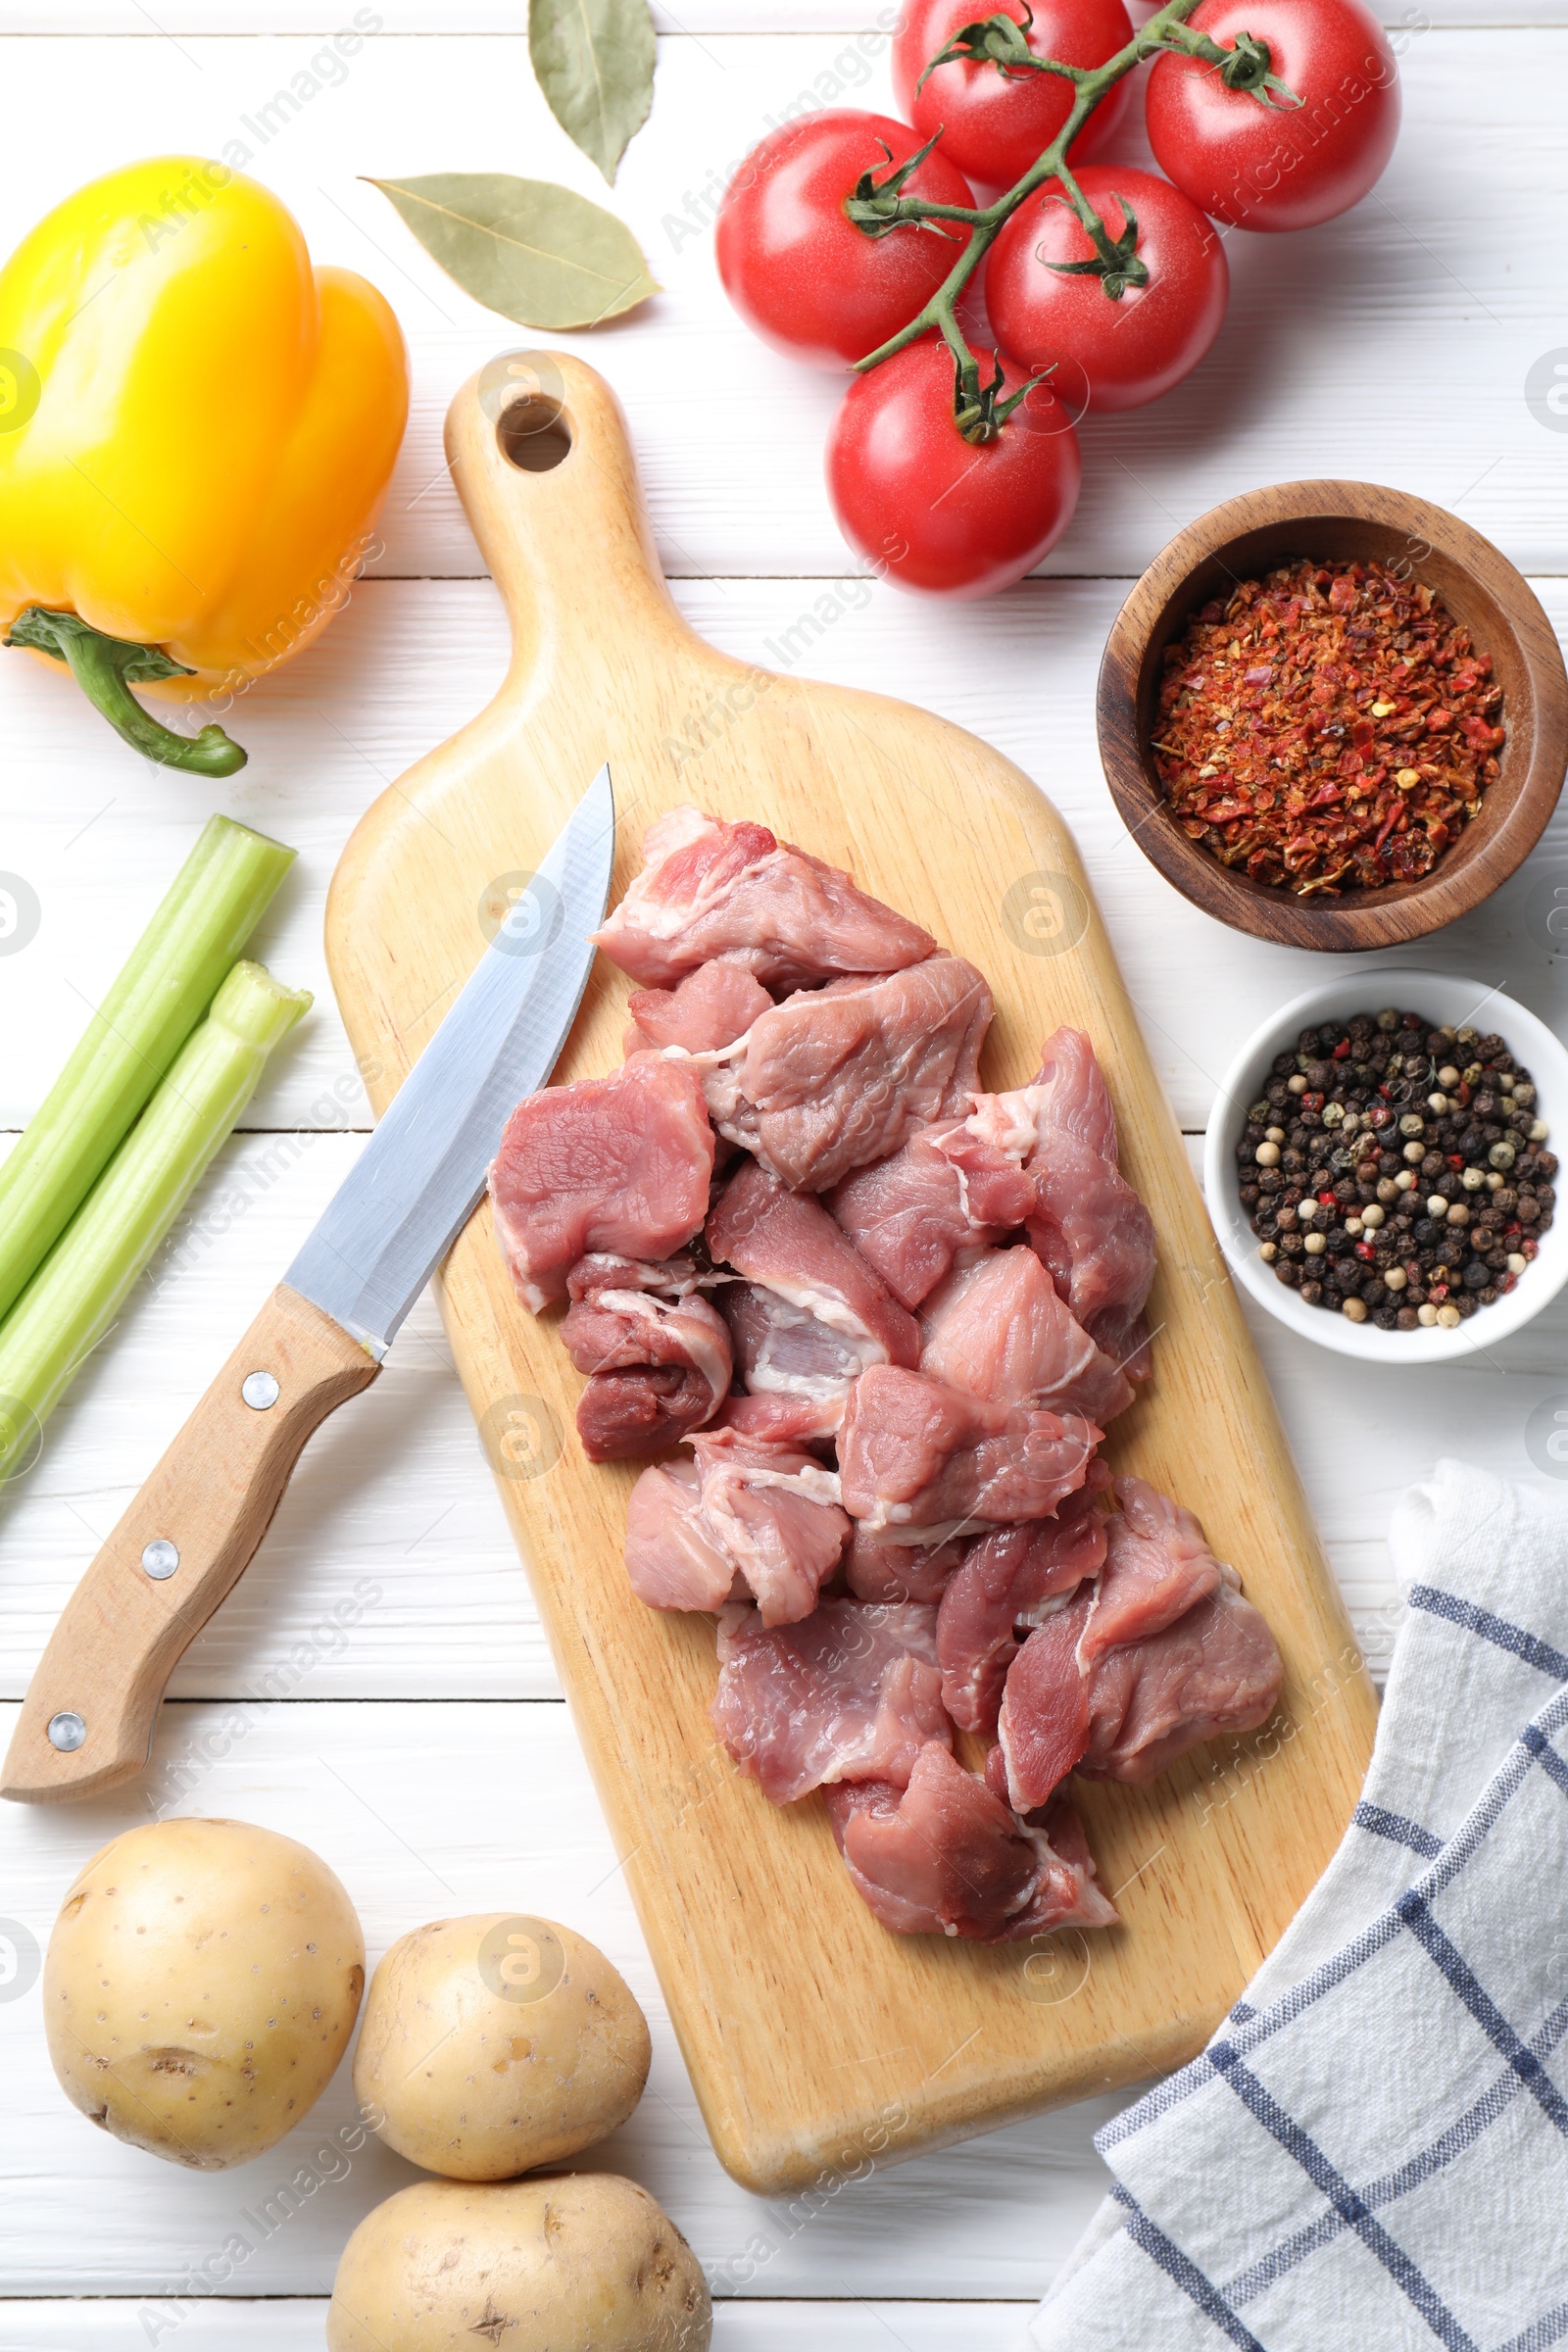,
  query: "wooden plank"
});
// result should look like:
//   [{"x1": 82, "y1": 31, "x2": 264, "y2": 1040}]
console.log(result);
[
  {"x1": 0, "y1": 2301, "x2": 1034, "y2": 2349},
  {"x1": 0, "y1": 1700, "x2": 1124, "y2": 2298},
  {"x1": 5, "y1": 576, "x2": 1565, "y2": 1142},
  {"x1": 9, "y1": 3, "x2": 1559, "y2": 35},
  {"x1": 0, "y1": 33, "x2": 1554, "y2": 579},
  {"x1": 320, "y1": 351, "x2": 1375, "y2": 2194}
]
